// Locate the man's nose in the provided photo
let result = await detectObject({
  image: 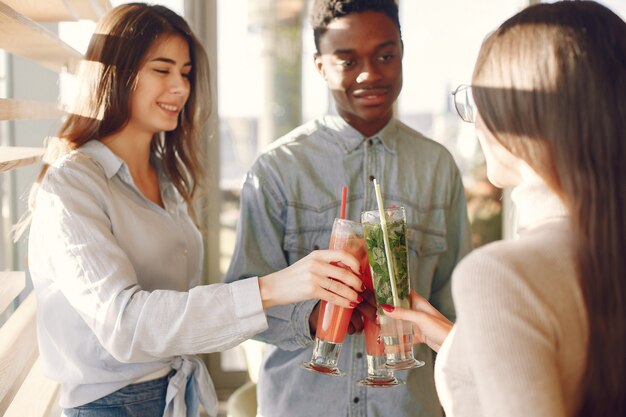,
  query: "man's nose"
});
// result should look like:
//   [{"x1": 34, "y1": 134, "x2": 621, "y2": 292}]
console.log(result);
[{"x1": 356, "y1": 61, "x2": 383, "y2": 84}]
